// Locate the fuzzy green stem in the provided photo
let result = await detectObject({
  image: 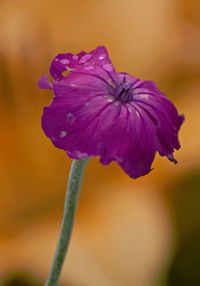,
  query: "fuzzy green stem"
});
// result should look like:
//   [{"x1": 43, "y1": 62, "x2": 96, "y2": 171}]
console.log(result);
[{"x1": 45, "y1": 159, "x2": 88, "y2": 286}]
